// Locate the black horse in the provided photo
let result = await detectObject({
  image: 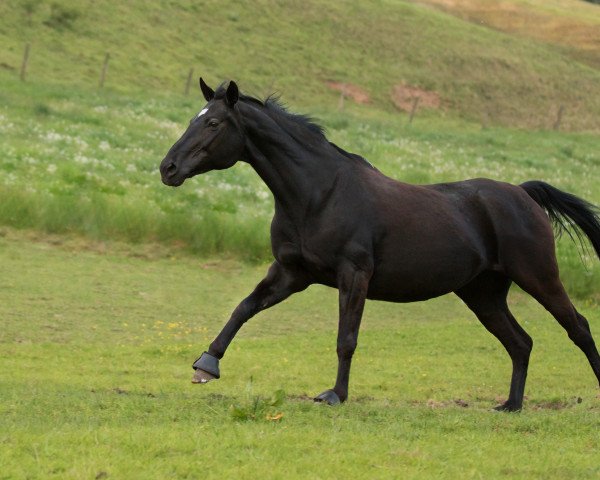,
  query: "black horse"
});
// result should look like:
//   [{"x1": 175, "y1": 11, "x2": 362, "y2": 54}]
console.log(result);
[{"x1": 160, "y1": 79, "x2": 600, "y2": 411}]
